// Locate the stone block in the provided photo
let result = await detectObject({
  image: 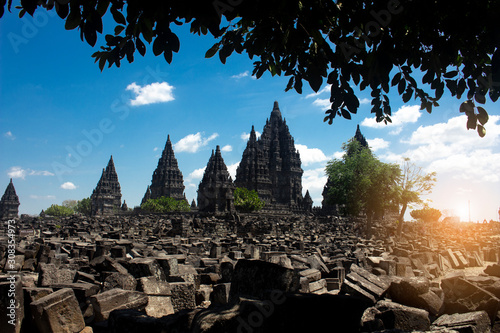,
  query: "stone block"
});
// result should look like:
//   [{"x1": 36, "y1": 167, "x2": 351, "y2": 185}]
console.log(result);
[
  {"x1": 369, "y1": 300, "x2": 430, "y2": 331},
  {"x1": 145, "y1": 296, "x2": 175, "y2": 318},
  {"x1": 155, "y1": 256, "x2": 179, "y2": 277},
  {"x1": 380, "y1": 260, "x2": 396, "y2": 275},
  {"x1": 441, "y1": 276, "x2": 500, "y2": 321},
  {"x1": 196, "y1": 284, "x2": 213, "y2": 306},
  {"x1": 50, "y1": 282, "x2": 100, "y2": 305},
  {"x1": 211, "y1": 282, "x2": 231, "y2": 305},
  {"x1": 37, "y1": 263, "x2": 76, "y2": 287},
  {"x1": 137, "y1": 276, "x2": 171, "y2": 296},
  {"x1": 125, "y1": 258, "x2": 165, "y2": 281},
  {"x1": 220, "y1": 260, "x2": 234, "y2": 283},
  {"x1": 299, "y1": 268, "x2": 321, "y2": 283},
  {"x1": 228, "y1": 259, "x2": 300, "y2": 302},
  {"x1": 90, "y1": 289, "x2": 148, "y2": 322},
  {"x1": 0, "y1": 277, "x2": 23, "y2": 333},
  {"x1": 30, "y1": 288, "x2": 85, "y2": 333},
  {"x1": 170, "y1": 282, "x2": 196, "y2": 312},
  {"x1": 309, "y1": 279, "x2": 328, "y2": 294},
  {"x1": 103, "y1": 272, "x2": 137, "y2": 291},
  {"x1": 443, "y1": 249, "x2": 461, "y2": 269},
  {"x1": 432, "y1": 311, "x2": 490, "y2": 332},
  {"x1": 325, "y1": 278, "x2": 340, "y2": 291}
]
